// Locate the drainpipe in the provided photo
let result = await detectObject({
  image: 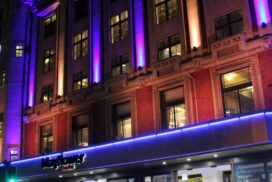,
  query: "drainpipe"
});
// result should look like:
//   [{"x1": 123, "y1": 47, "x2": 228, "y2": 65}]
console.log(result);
[{"x1": 186, "y1": 72, "x2": 199, "y2": 123}]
